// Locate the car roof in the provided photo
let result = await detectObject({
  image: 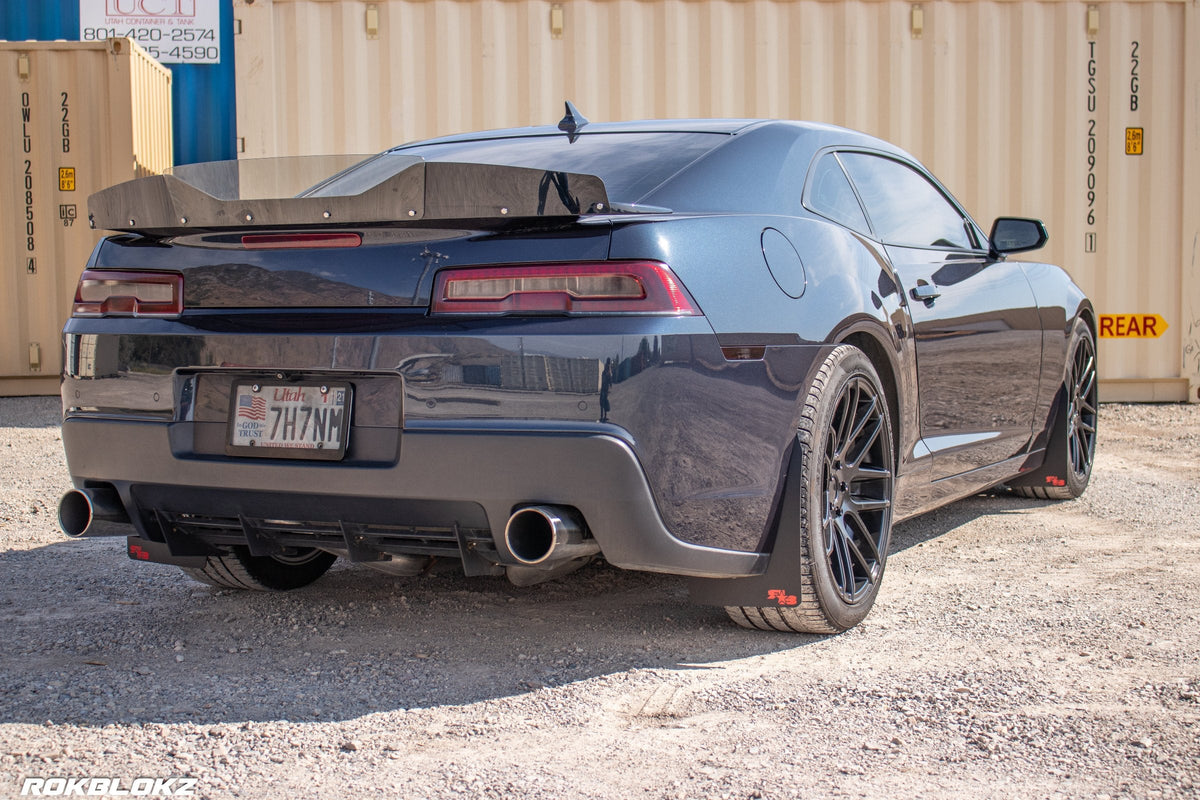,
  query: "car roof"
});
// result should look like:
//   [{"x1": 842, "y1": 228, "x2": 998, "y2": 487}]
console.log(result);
[
  {"x1": 390, "y1": 119, "x2": 762, "y2": 150},
  {"x1": 389, "y1": 118, "x2": 908, "y2": 159},
  {"x1": 383, "y1": 118, "x2": 919, "y2": 214}
]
